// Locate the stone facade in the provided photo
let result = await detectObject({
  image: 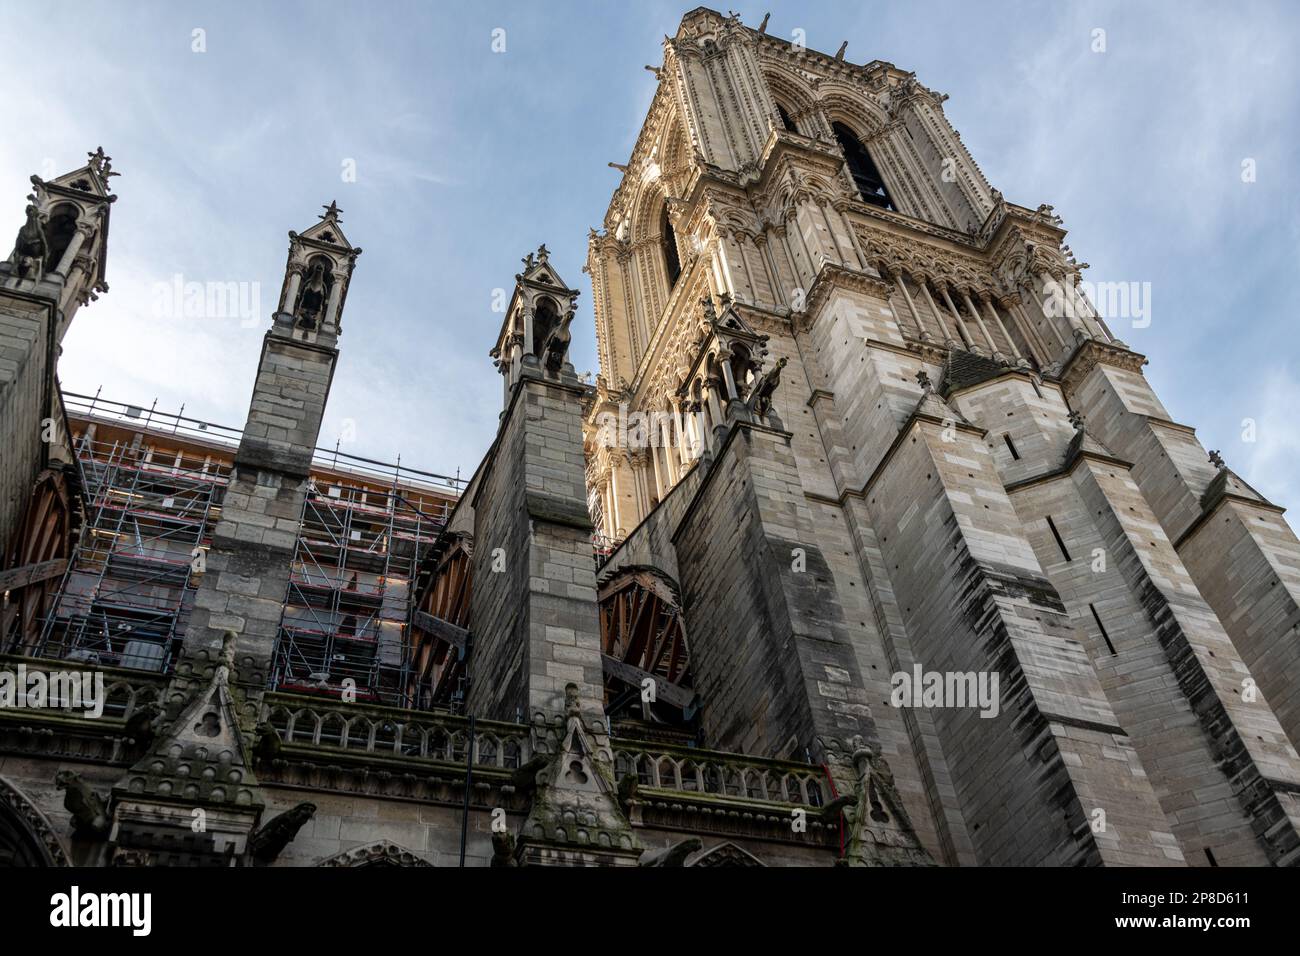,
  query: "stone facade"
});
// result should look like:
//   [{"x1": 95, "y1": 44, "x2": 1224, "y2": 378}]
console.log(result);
[
  {"x1": 1, "y1": 8, "x2": 1298, "y2": 868},
  {"x1": 583, "y1": 7, "x2": 1300, "y2": 867}
]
